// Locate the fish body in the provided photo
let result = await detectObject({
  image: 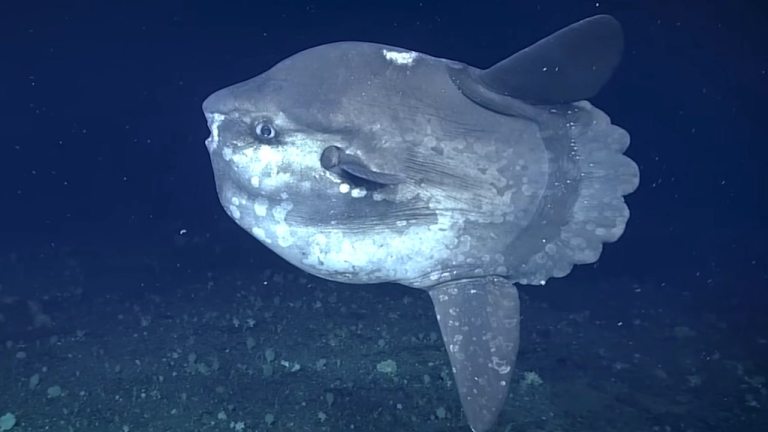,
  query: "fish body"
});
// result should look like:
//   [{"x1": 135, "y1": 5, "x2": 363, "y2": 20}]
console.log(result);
[{"x1": 203, "y1": 15, "x2": 638, "y2": 432}]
